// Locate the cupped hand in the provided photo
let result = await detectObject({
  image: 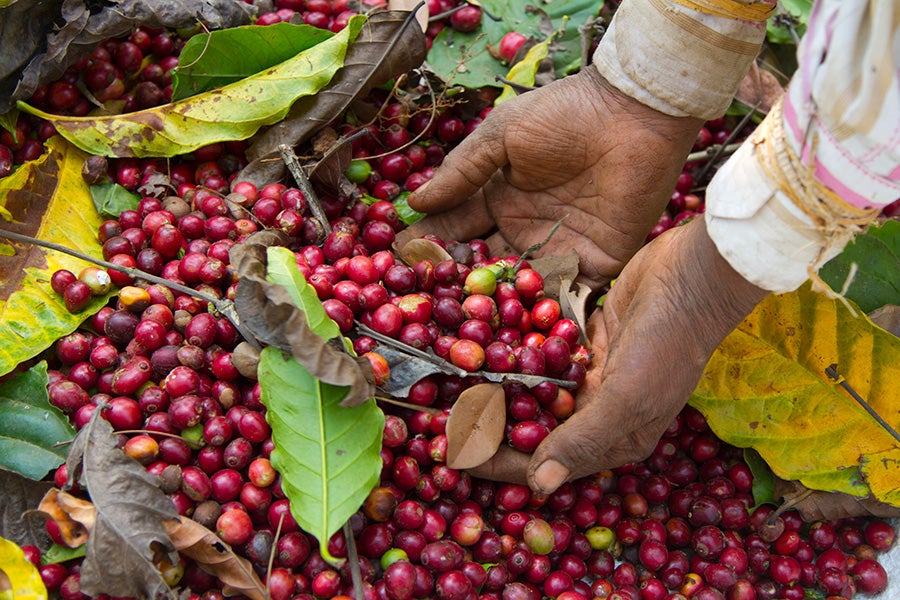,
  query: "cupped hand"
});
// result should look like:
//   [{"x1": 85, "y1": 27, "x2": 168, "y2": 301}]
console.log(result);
[
  {"x1": 469, "y1": 218, "x2": 768, "y2": 494},
  {"x1": 395, "y1": 66, "x2": 703, "y2": 287}
]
